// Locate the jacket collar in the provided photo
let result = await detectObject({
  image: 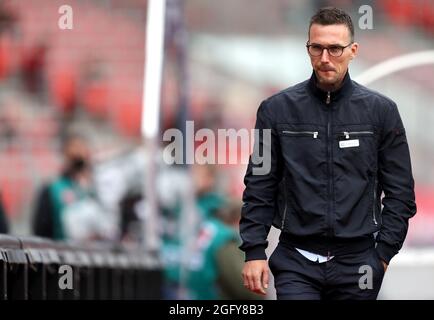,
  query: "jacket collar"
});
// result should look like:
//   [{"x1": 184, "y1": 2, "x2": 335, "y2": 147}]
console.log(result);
[{"x1": 307, "y1": 69, "x2": 353, "y2": 104}]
